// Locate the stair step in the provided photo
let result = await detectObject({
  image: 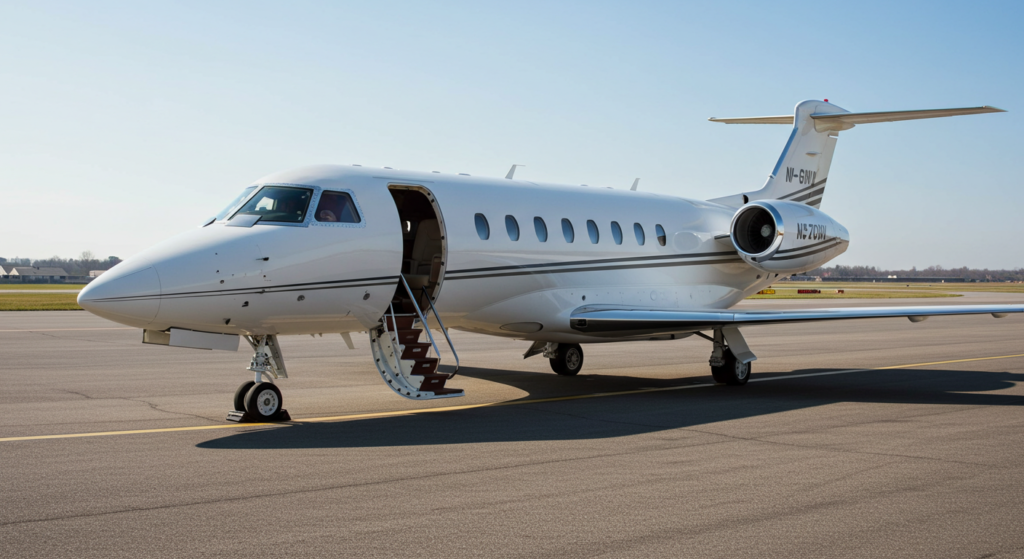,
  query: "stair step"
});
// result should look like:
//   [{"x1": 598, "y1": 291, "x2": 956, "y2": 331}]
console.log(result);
[
  {"x1": 418, "y1": 371, "x2": 452, "y2": 392},
  {"x1": 396, "y1": 330, "x2": 422, "y2": 344},
  {"x1": 401, "y1": 342, "x2": 432, "y2": 359},
  {"x1": 429, "y1": 387, "x2": 464, "y2": 396},
  {"x1": 407, "y1": 357, "x2": 439, "y2": 375},
  {"x1": 384, "y1": 315, "x2": 417, "y2": 331}
]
